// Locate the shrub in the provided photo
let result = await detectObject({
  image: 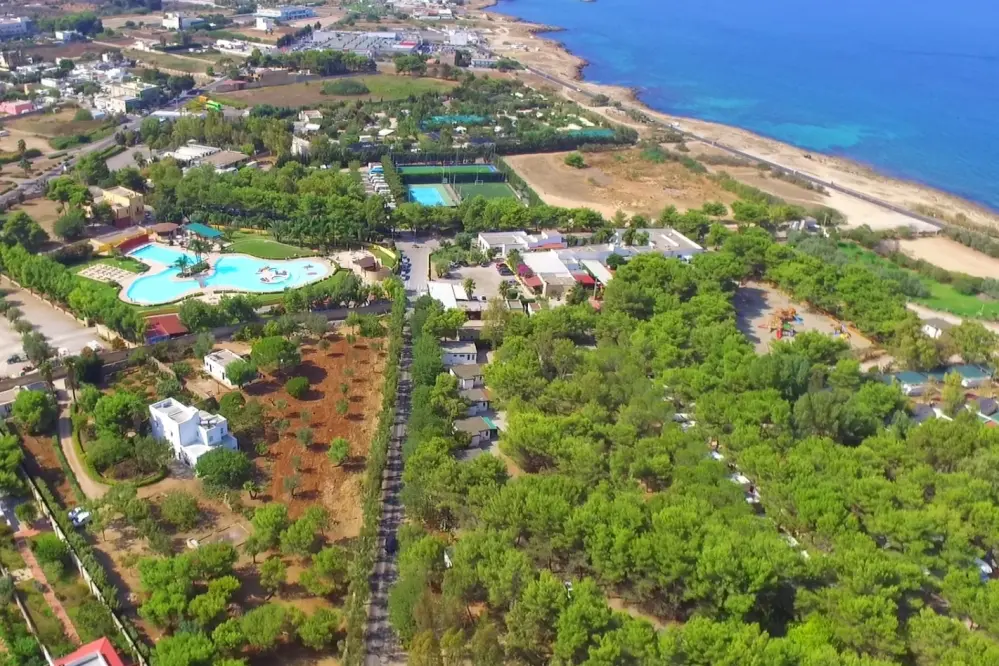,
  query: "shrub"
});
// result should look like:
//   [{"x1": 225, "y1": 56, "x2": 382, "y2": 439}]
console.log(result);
[
  {"x1": 564, "y1": 152, "x2": 586, "y2": 169},
  {"x1": 12, "y1": 390, "x2": 57, "y2": 434},
  {"x1": 322, "y1": 79, "x2": 370, "y2": 95},
  {"x1": 31, "y1": 533, "x2": 68, "y2": 567},
  {"x1": 328, "y1": 437, "x2": 349, "y2": 466},
  {"x1": 87, "y1": 433, "x2": 131, "y2": 472},
  {"x1": 160, "y1": 491, "x2": 200, "y2": 531},
  {"x1": 285, "y1": 376, "x2": 309, "y2": 399}
]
